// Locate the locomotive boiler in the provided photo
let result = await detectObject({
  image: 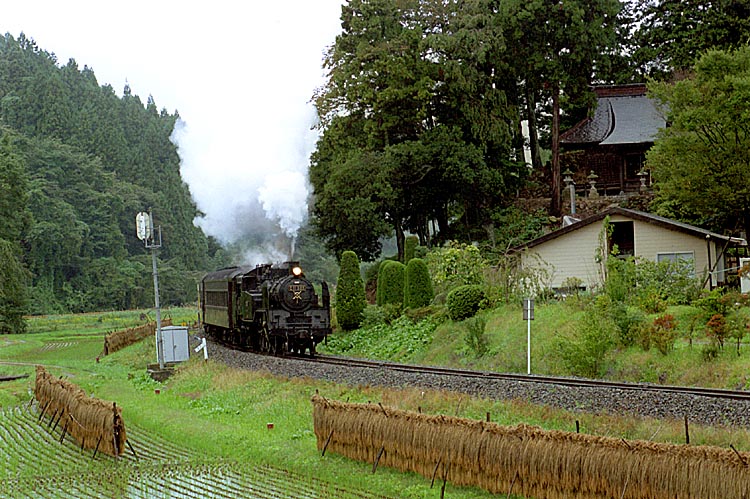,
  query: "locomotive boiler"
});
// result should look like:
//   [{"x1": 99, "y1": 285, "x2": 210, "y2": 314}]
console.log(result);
[{"x1": 200, "y1": 261, "x2": 331, "y2": 356}]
